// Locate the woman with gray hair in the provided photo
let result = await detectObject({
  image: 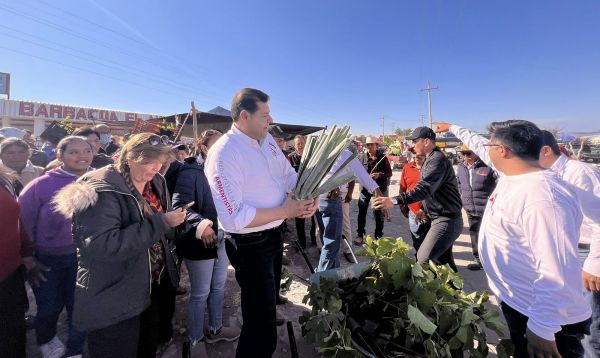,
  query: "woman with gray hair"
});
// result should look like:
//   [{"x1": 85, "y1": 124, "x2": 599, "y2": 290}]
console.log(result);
[{"x1": 54, "y1": 133, "x2": 187, "y2": 358}]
